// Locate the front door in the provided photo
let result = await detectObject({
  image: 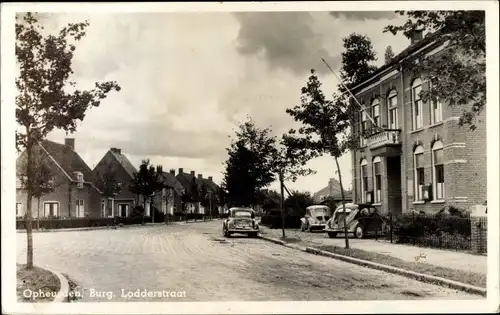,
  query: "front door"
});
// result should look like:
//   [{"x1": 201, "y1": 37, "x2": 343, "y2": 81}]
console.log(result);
[
  {"x1": 119, "y1": 204, "x2": 129, "y2": 217},
  {"x1": 76, "y1": 199, "x2": 85, "y2": 217}
]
